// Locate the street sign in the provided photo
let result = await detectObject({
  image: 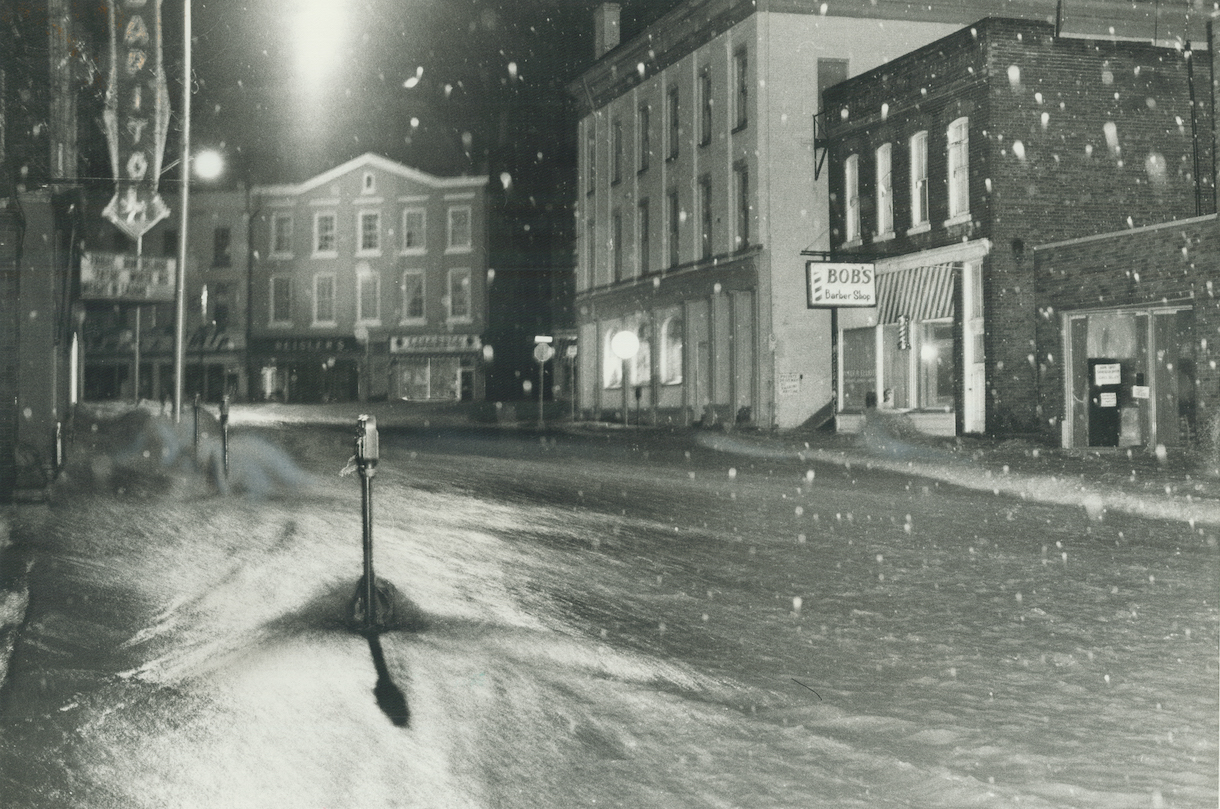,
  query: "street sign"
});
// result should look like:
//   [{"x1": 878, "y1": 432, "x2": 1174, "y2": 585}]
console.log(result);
[
  {"x1": 533, "y1": 343, "x2": 555, "y2": 363},
  {"x1": 806, "y1": 262, "x2": 876, "y2": 308},
  {"x1": 80, "y1": 251, "x2": 176, "y2": 301}
]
